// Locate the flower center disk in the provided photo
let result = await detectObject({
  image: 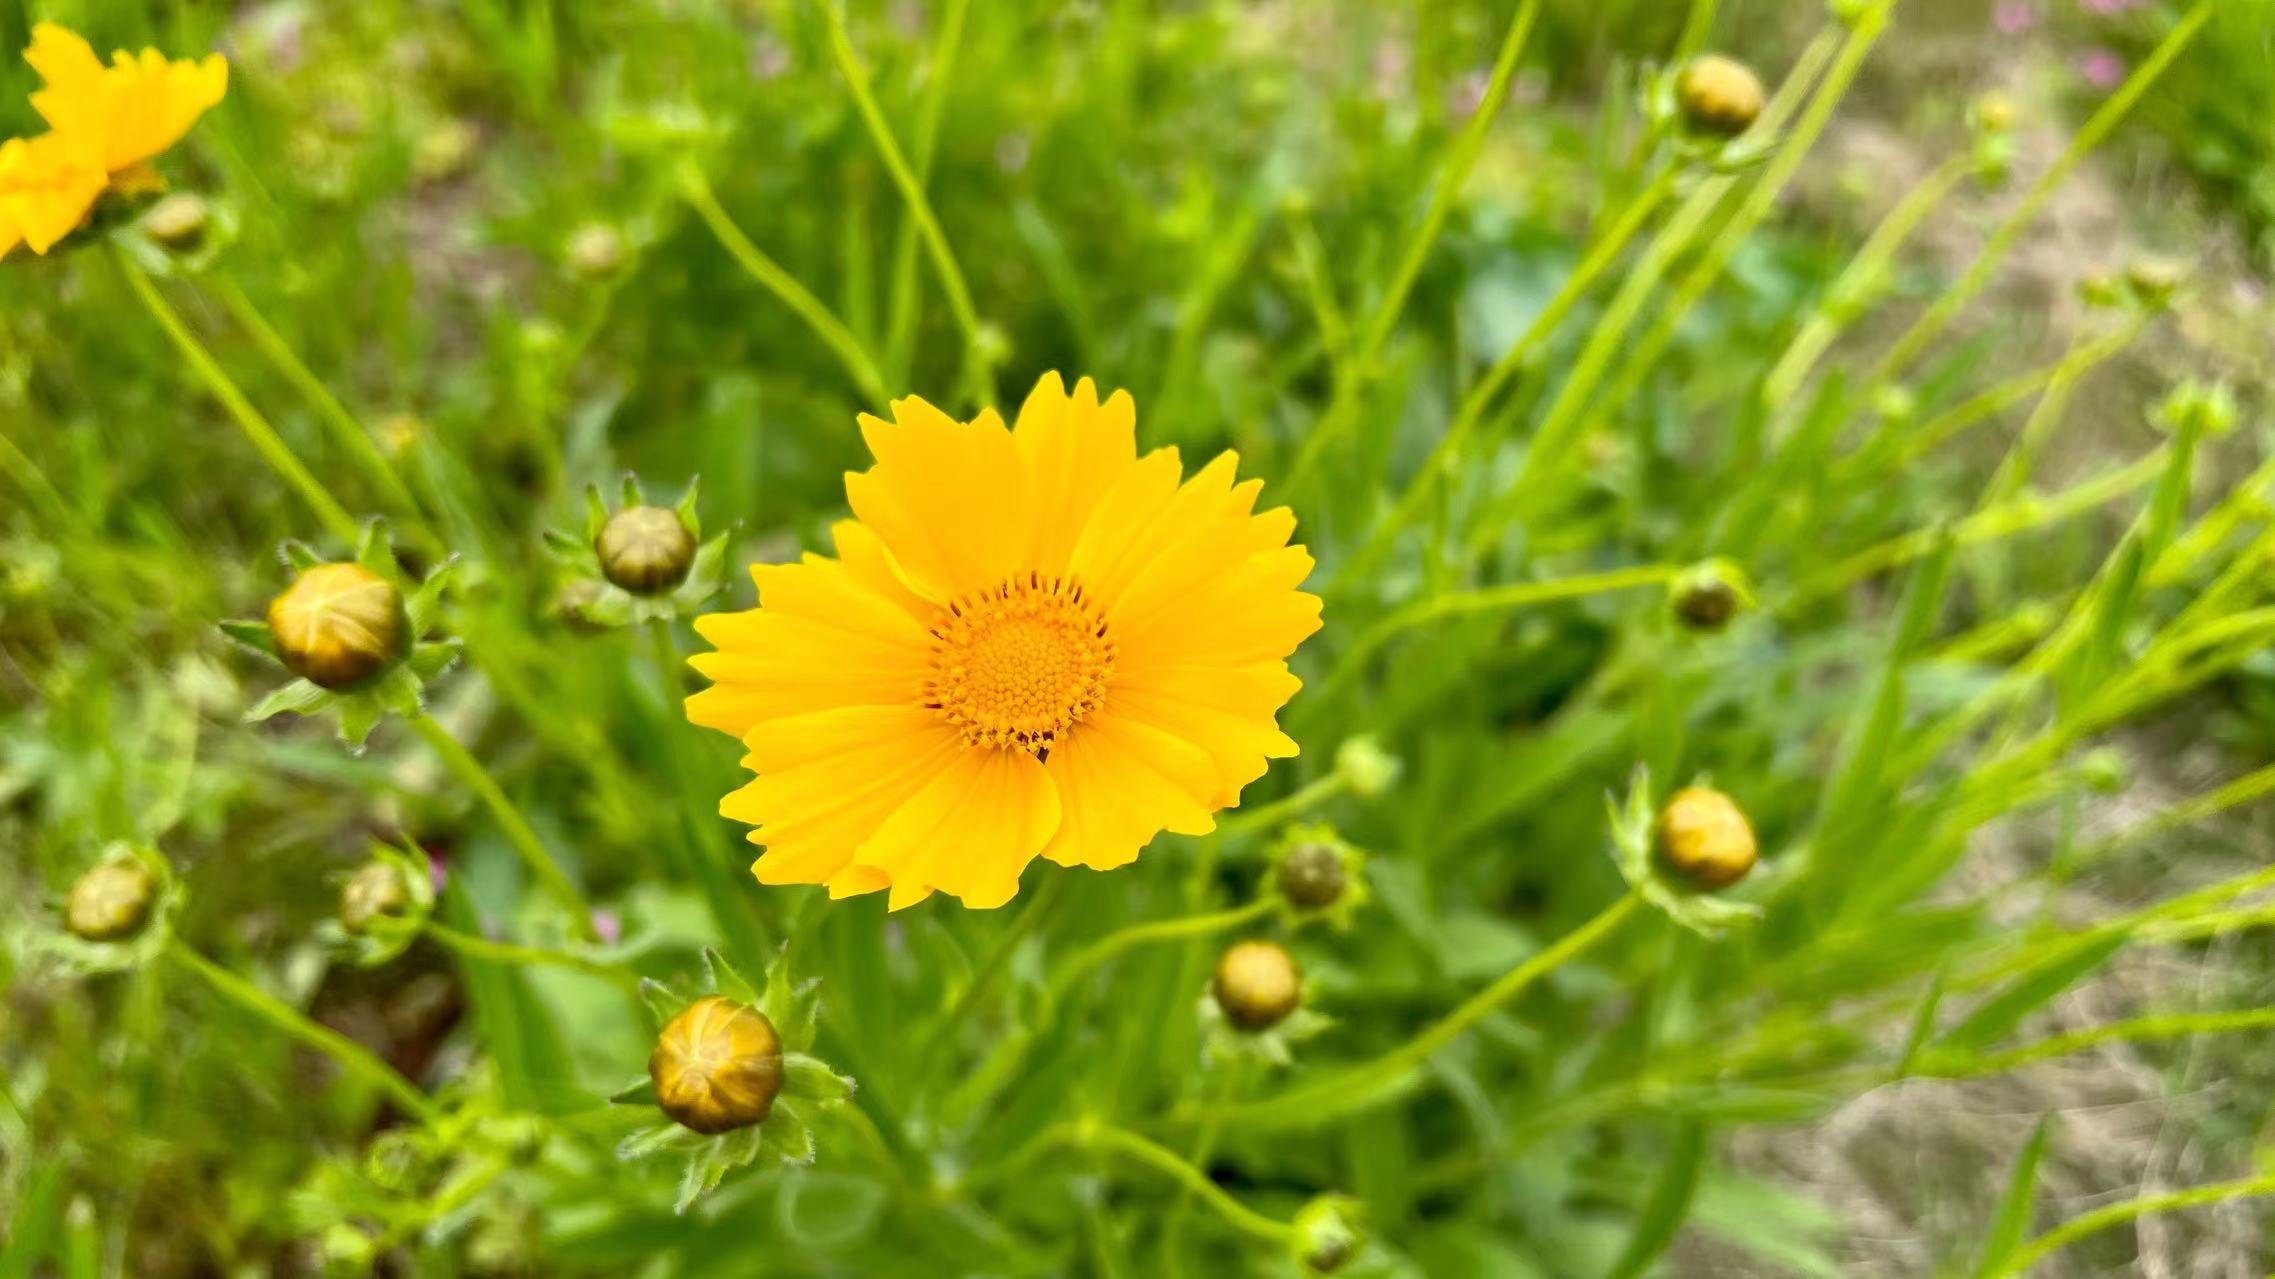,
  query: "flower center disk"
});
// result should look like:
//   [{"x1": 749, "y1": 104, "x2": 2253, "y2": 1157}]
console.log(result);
[{"x1": 926, "y1": 572, "x2": 1114, "y2": 754}]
